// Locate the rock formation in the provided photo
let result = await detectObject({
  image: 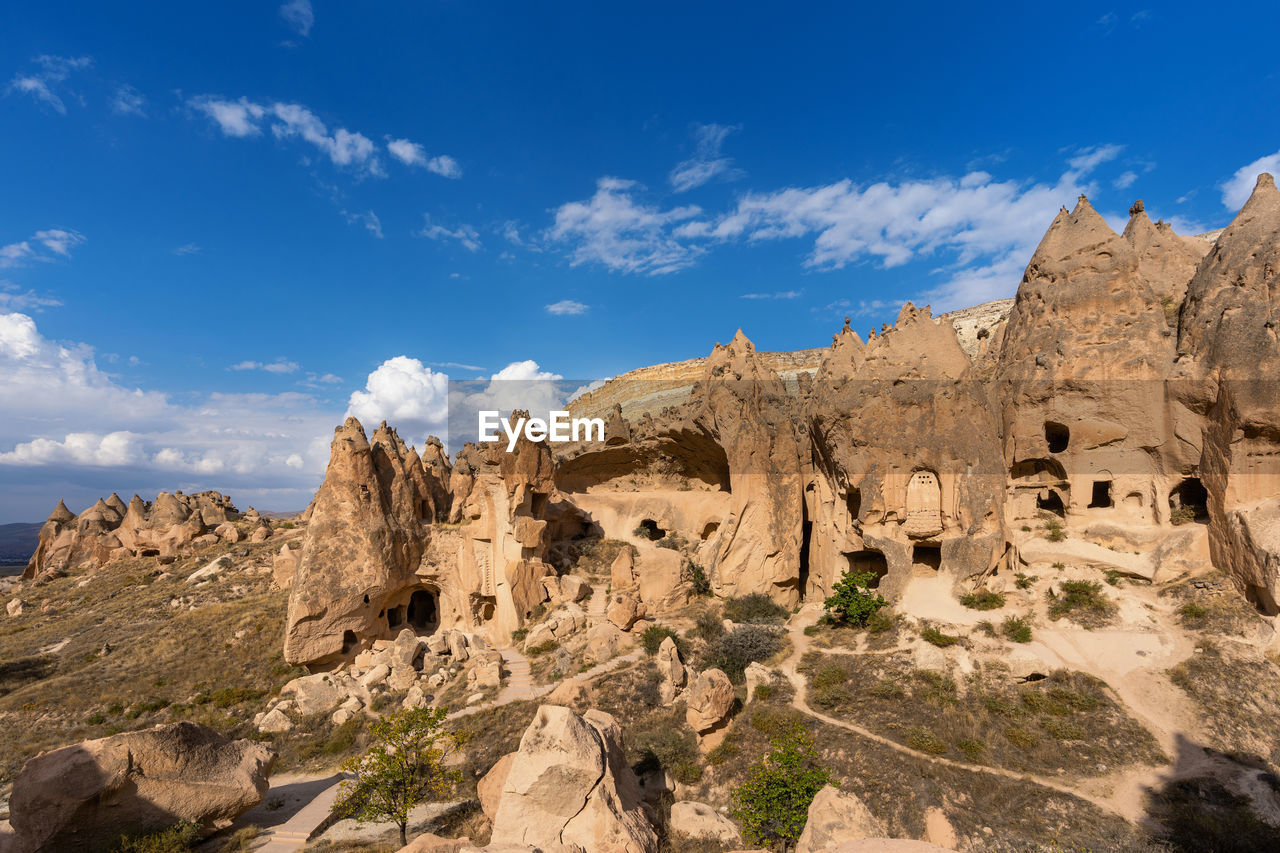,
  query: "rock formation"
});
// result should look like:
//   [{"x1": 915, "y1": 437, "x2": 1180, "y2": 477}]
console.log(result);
[
  {"x1": 487, "y1": 704, "x2": 658, "y2": 852},
  {"x1": 24, "y1": 491, "x2": 239, "y2": 581},
  {"x1": 6, "y1": 722, "x2": 273, "y2": 853}
]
